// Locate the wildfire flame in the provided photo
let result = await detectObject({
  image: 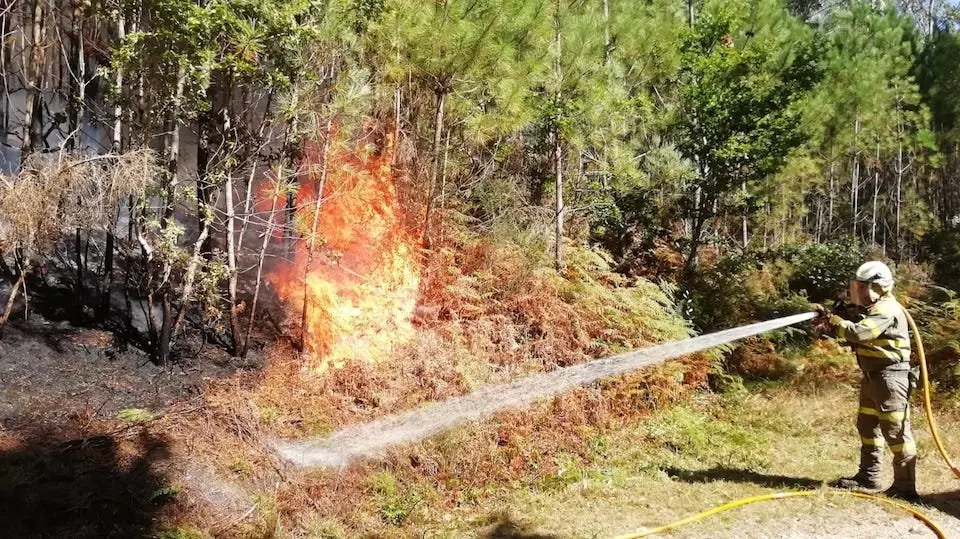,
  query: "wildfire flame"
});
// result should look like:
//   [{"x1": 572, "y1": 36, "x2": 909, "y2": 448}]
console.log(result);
[{"x1": 271, "y1": 136, "x2": 419, "y2": 371}]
